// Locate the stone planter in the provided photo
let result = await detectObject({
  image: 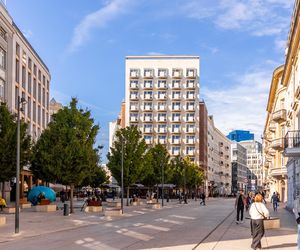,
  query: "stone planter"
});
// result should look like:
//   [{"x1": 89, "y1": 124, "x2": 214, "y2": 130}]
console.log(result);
[
  {"x1": 3, "y1": 207, "x2": 20, "y2": 214},
  {"x1": 0, "y1": 216, "x2": 6, "y2": 225},
  {"x1": 104, "y1": 208, "x2": 122, "y2": 216},
  {"x1": 34, "y1": 204, "x2": 57, "y2": 212},
  {"x1": 146, "y1": 203, "x2": 161, "y2": 209},
  {"x1": 20, "y1": 203, "x2": 31, "y2": 209},
  {"x1": 84, "y1": 206, "x2": 103, "y2": 212},
  {"x1": 106, "y1": 201, "x2": 121, "y2": 208}
]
